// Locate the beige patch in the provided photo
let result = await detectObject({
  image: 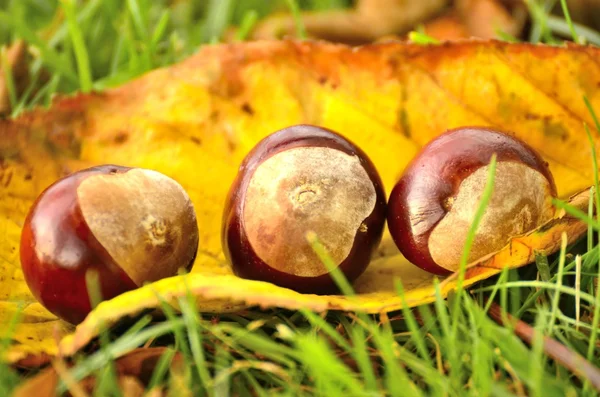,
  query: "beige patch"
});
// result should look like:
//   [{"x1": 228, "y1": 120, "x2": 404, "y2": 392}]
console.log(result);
[
  {"x1": 243, "y1": 147, "x2": 376, "y2": 277},
  {"x1": 78, "y1": 168, "x2": 199, "y2": 286},
  {"x1": 429, "y1": 162, "x2": 554, "y2": 272}
]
